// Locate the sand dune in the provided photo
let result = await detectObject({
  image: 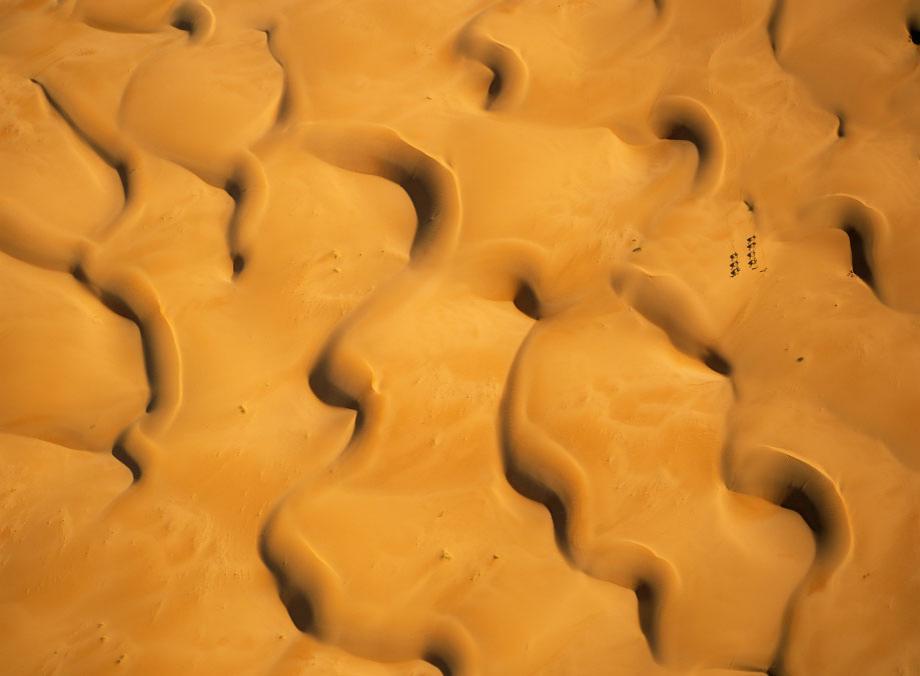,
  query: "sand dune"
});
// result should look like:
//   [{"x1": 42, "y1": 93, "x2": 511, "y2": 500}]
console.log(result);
[{"x1": 1, "y1": 0, "x2": 919, "y2": 674}]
